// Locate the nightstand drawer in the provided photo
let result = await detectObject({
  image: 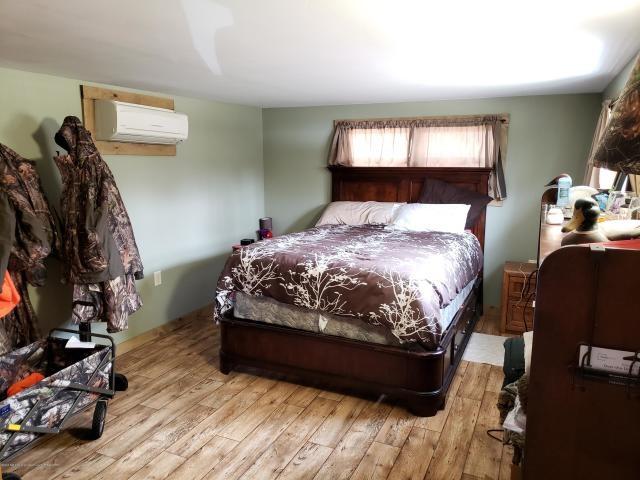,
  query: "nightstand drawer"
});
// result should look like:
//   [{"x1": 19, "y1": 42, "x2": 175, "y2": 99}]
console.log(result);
[
  {"x1": 505, "y1": 299, "x2": 534, "y2": 332},
  {"x1": 507, "y1": 271, "x2": 536, "y2": 299},
  {"x1": 508, "y1": 276, "x2": 527, "y2": 298},
  {"x1": 501, "y1": 261, "x2": 537, "y2": 334}
]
